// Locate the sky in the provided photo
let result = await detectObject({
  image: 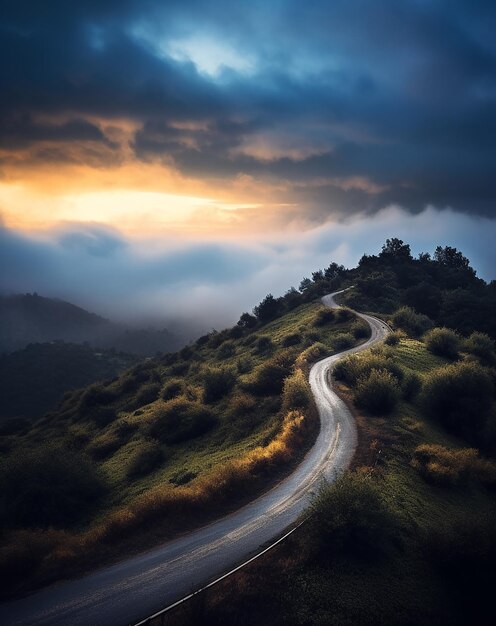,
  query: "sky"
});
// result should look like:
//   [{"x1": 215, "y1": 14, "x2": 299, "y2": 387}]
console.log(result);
[{"x1": 1, "y1": 1, "x2": 495, "y2": 328}]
